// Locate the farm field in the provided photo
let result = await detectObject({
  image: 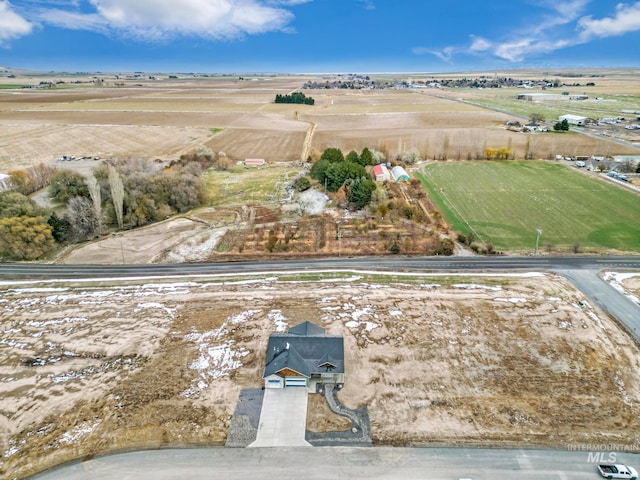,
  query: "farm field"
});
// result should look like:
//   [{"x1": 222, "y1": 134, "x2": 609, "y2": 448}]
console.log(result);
[
  {"x1": 2, "y1": 271, "x2": 640, "y2": 478},
  {"x1": 418, "y1": 161, "x2": 640, "y2": 253},
  {"x1": 1, "y1": 71, "x2": 639, "y2": 173}
]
